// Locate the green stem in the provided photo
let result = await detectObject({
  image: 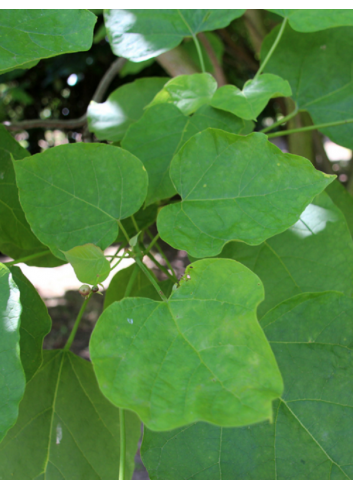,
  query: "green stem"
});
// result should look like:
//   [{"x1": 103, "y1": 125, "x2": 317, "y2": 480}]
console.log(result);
[
  {"x1": 63, "y1": 294, "x2": 91, "y2": 351},
  {"x1": 193, "y1": 35, "x2": 206, "y2": 73},
  {"x1": 118, "y1": 263, "x2": 139, "y2": 481},
  {"x1": 135, "y1": 256, "x2": 168, "y2": 302},
  {"x1": 260, "y1": 106, "x2": 298, "y2": 134},
  {"x1": 146, "y1": 229, "x2": 178, "y2": 280},
  {"x1": 131, "y1": 215, "x2": 139, "y2": 234},
  {"x1": 254, "y1": 17, "x2": 288, "y2": 80},
  {"x1": 6, "y1": 250, "x2": 51, "y2": 266},
  {"x1": 108, "y1": 243, "x2": 125, "y2": 264},
  {"x1": 145, "y1": 232, "x2": 160, "y2": 255},
  {"x1": 267, "y1": 118, "x2": 353, "y2": 139},
  {"x1": 118, "y1": 220, "x2": 131, "y2": 243},
  {"x1": 119, "y1": 408, "x2": 126, "y2": 480},
  {"x1": 177, "y1": 9, "x2": 205, "y2": 72},
  {"x1": 146, "y1": 251, "x2": 178, "y2": 284},
  {"x1": 110, "y1": 253, "x2": 129, "y2": 272}
]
